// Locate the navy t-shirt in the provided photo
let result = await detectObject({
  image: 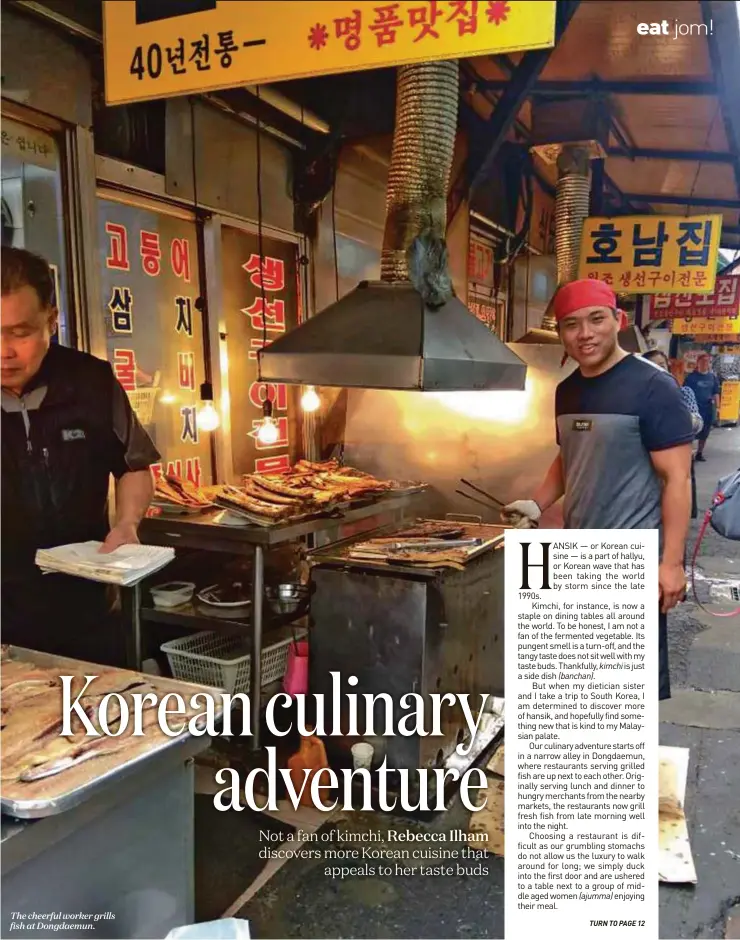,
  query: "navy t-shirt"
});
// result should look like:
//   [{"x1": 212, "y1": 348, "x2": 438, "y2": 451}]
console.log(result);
[
  {"x1": 555, "y1": 355, "x2": 694, "y2": 530},
  {"x1": 684, "y1": 370, "x2": 720, "y2": 410}
]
